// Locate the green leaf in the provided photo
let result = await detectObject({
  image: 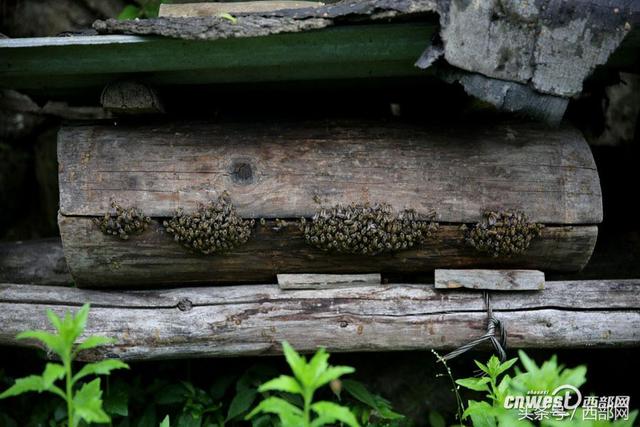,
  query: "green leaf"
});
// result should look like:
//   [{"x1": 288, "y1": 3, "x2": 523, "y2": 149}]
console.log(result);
[
  {"x1": 118, "y1": 5, "x2": 141, "y2": 20},
  {"x1": 16, "y1": 331, "x2": 66, "y2": 358},
  {"x1": 226, "y1": 387, "x2": 257, "y2": 421},
  {"x1": 42, "y1": 363, "x2": 65, "y2": 389},
  {"x1": 156, "y1": 383, "x2": 189, "y2": 405},
  {"x1": 159, "y1": 415, "x2": 170, "y2": 427},
  {"x1": 46, "y1": 310, "x2": 63, "y2": 332},
  {"x1": 76, "y1": 336, "x2": 114, "y2": 352},
  {"x1": 474, "y1": 360, "x2": 490, "y2": 376},
  {"x1": 281, "y1": 342, "x2": 307, "y2": 387},
  {"x1": 307, "y1": 348, "x2": 330, "y2": 387},
  {"x1": 314, "y1": 366, "x2": 355, "y2": 389},
  {"x1": 463, "y1": 401, "x2": 497, "y2": 427},
  {"x1": 456, "y1": 377, "x2": 491, "y2": 392},
  {"x1": 217, "y1": 12, "x2": 237, "y2": 24},
  {"x1": 0, "y1": 375, "x2": 44, "y2": 399},
  {"x1": 342, "y1": 379, "x2": 402, "y2": 420},
  {"x1": 258, "y1": 375, "x2": 302, "y2": 395},
  {"x1": 104, "y1": 380, "x2": 129, "y2": 417},
  {"x1": 245, "y1": 396, "x2": 303, "y2": 425},
  {"x1": 310, "y1": 401, "x2": 360, "y2": 427},
  {"x1": 209, "y1": 374, "x2": 236, "y2": 400},
  {"x1": 496, "y1": 358, "x2": 518, "y2": 377},
  {"x1": 72, "y1": 359, "x2": 129, "y2": 384},
  {"x1": 428, "y1": 411, "x2": 446, "y2": 427},
  {"x1": 73, "y1": 378, "x2": 111, "y2": 425},
  {"x1": 517, "y1": 350, "x2": 538, "y2": 374}
]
